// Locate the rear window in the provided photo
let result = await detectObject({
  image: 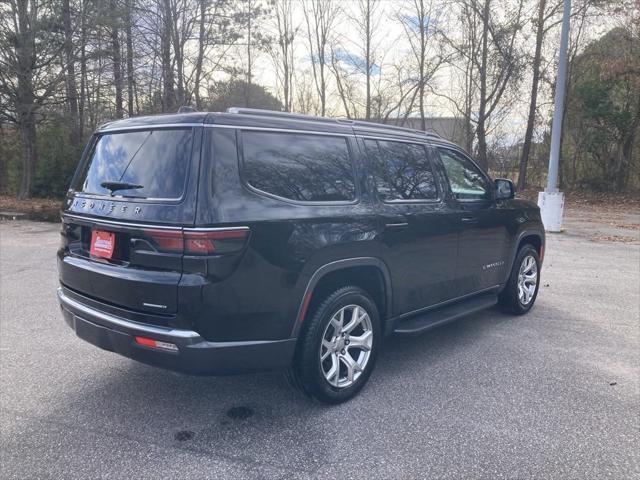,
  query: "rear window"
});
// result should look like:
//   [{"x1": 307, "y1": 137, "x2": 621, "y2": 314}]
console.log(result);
[
  {"x1": 241, "y1": 131, "x2": 356, "y2": 202},
  {"x1": 73, "y1": 128, "x2": 193, "y2": 199}
]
